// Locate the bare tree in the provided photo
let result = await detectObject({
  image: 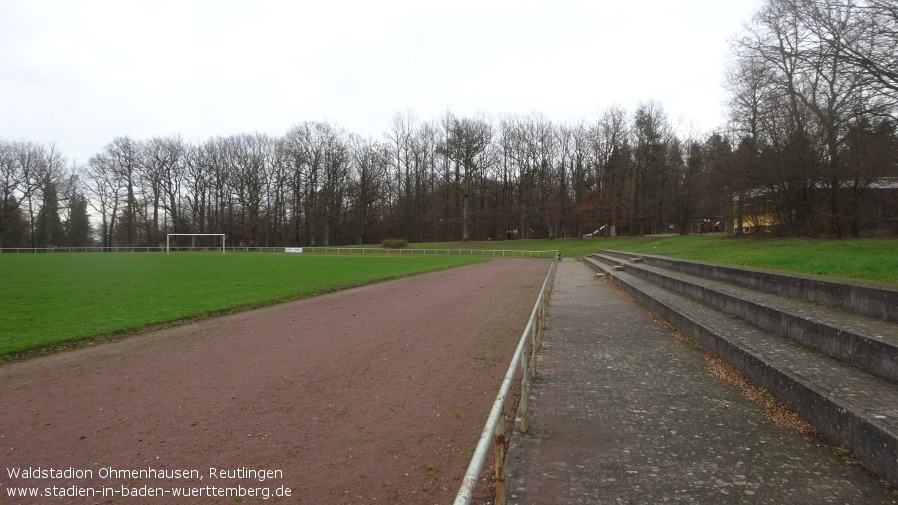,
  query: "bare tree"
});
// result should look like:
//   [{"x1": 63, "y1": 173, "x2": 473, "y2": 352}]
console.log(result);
[
  {"x1": 98, "y1": 137, "x2": 141, "y2": 245},
  {"x1": 729, "y1": 0, "x2": 898, "y2": 235},
  {"x1": 84, "y1": 151, "x2": 124, "y2": 247},
  {"x1": 556, "y1": 121, "x2": 593, "y2": 237},
  {"x1": 183, "y1": 141, "x2": 212, "y2": 234},
  {"x1": 347, "y1": 135, "x2": 388, "y2": 244},
  {"x1": 587, "y1": 106, "x2": 630, "y2": 236},
  {"x1": 141, "y1": 135, "x2": 186, "y2": 242},
  {"x1": 318, "y1": 123, "x2": 350, "y2": 246},
  {"x1": 384, "y1": 110, "x2": 418, "y2": 239},
  {"x1": 506, "y1": 113, "x2": 556, "y2": 239},
  {"x1": 788, "y1": 0, "x2": 898, "y2": 121},
  {"x1": 437, "y1": 113, "x2": 492, "y2": 241},
  {"x1": 282, "y1": 122, "x2": 349, "y2": 246},
  {"x1": 725, "y1": 51, "x2": 771, "y2": 234},
  {"x1": 224, "y1": 133, "x2": 274, "y2": 247}
]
